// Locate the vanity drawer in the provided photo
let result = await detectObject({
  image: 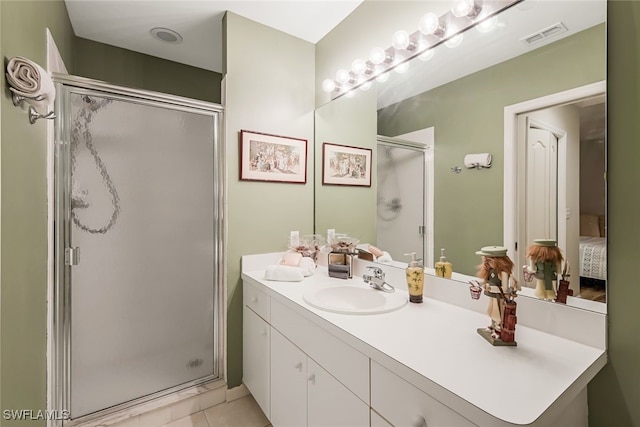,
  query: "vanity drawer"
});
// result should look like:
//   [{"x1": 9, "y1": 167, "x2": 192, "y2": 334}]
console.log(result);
[
  {"x1": 371, "y1": 361, "x2": 476, "y2": 427},
  {"x1": 270, "y1": 298, "x2": 369, "y2": 404},
  {"x1": 244, "y1": 280, "x2": 270, "y2": 321}
]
